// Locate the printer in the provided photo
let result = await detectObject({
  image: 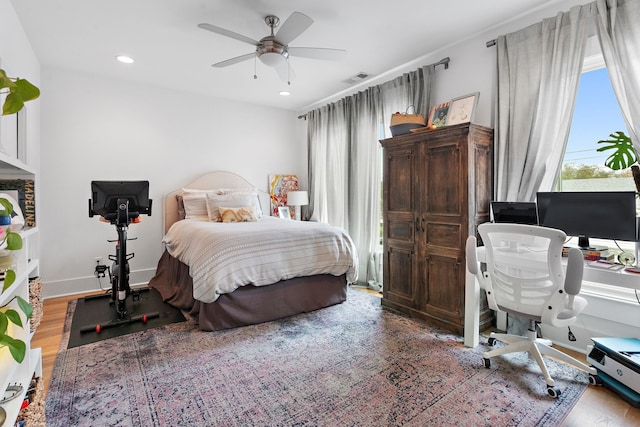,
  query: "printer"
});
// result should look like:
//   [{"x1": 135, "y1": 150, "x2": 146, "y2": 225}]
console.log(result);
[{"x1": 587, "y1": 337, "x2": 640, "y2": 407}]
